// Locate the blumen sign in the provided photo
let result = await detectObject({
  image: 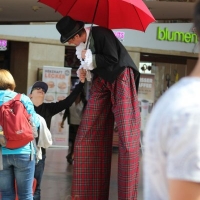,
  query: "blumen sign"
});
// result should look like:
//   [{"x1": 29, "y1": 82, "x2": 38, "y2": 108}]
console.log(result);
[
  {"x1": 157, "y1": 27, "x2": 198, "y2": 43},
  {"x1": 0, "y1": 40, "x2": 7, "y2": 51}
]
